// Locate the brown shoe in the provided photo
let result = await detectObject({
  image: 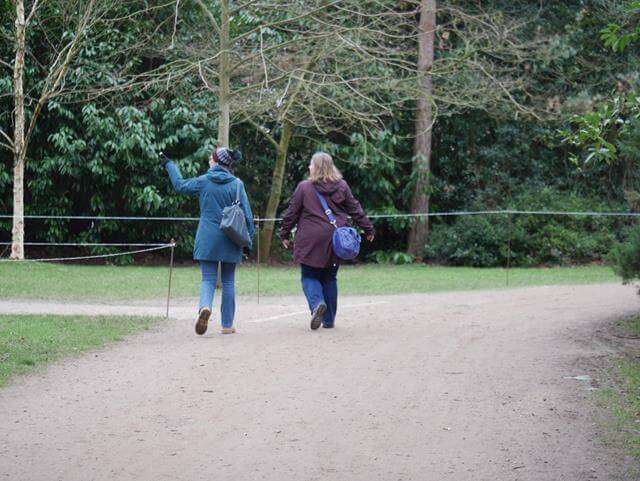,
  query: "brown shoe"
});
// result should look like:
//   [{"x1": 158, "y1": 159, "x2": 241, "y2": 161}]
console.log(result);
[
  {"x1": 195, "y1": 307, "x2": 211, "y2": 335},
  {"x1": 221, "y1": 326, "x2": 236, "y2": 334}
]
